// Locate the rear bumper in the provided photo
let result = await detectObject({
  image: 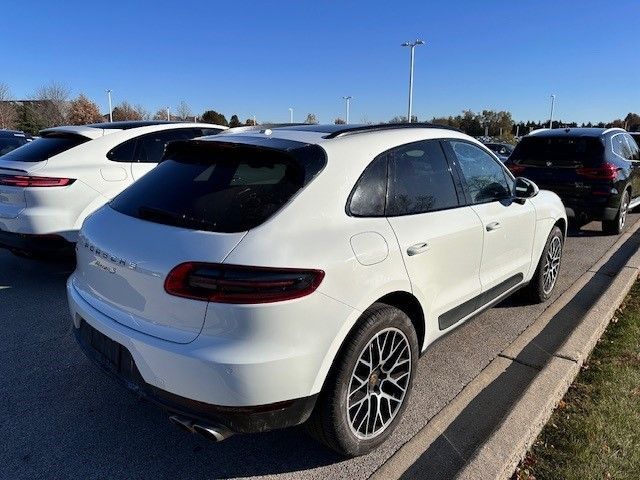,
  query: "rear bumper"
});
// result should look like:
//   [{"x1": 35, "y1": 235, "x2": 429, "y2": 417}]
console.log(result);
[
  {"x1": 74, "y1": 319, "x2": 318, "y2": 433},
  {"x1": 561, "y1": 196, "x2": 618, "y2": 221},
  {"x1": 0, "y1": 228, "x2": 74, "y2": 255}
]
